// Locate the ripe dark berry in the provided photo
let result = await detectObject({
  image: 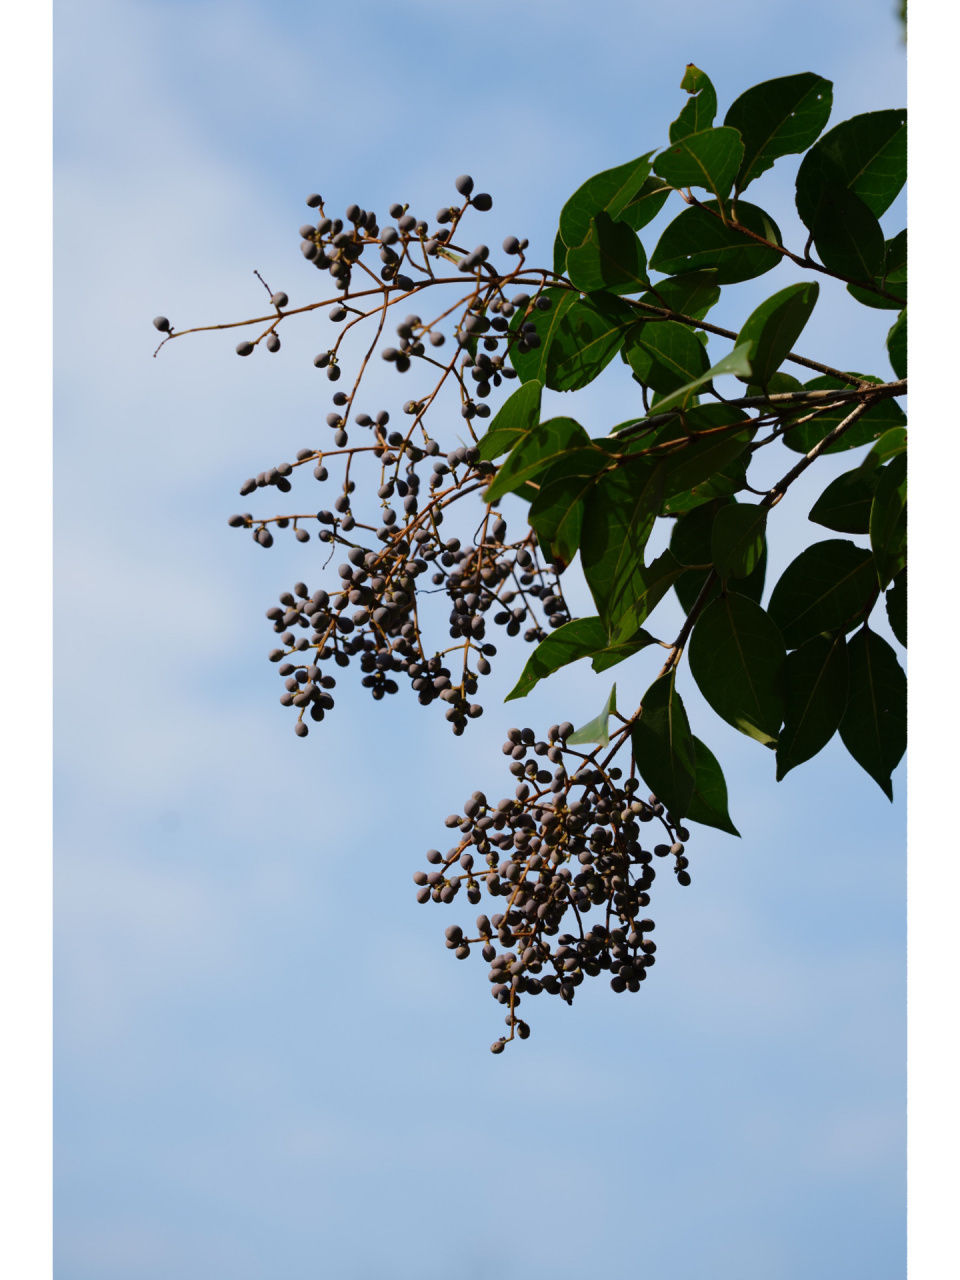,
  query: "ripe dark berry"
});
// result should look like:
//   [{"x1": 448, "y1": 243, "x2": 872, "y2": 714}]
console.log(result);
[
  {"x1": 472, "y1": 193, "x2": 493, "y2": 211},
  {"x1": 306, "y1": 193, "x2": 322, "y2": 207},
  {"x1": 270, "y1": 291, "x2": 289, "y2": 308},
  {"x1": 236, "y1": 341, "x2": 254, "y2": 356},
  {"x1": 266, "y1": 334, "x2": 280, "y2": 352},
  {"x1": 152, "y1": 316, "x2": 171, "y2": 332},
  {"x1": 455, "y1": 174, "x2": 474, "y2": 196}
]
